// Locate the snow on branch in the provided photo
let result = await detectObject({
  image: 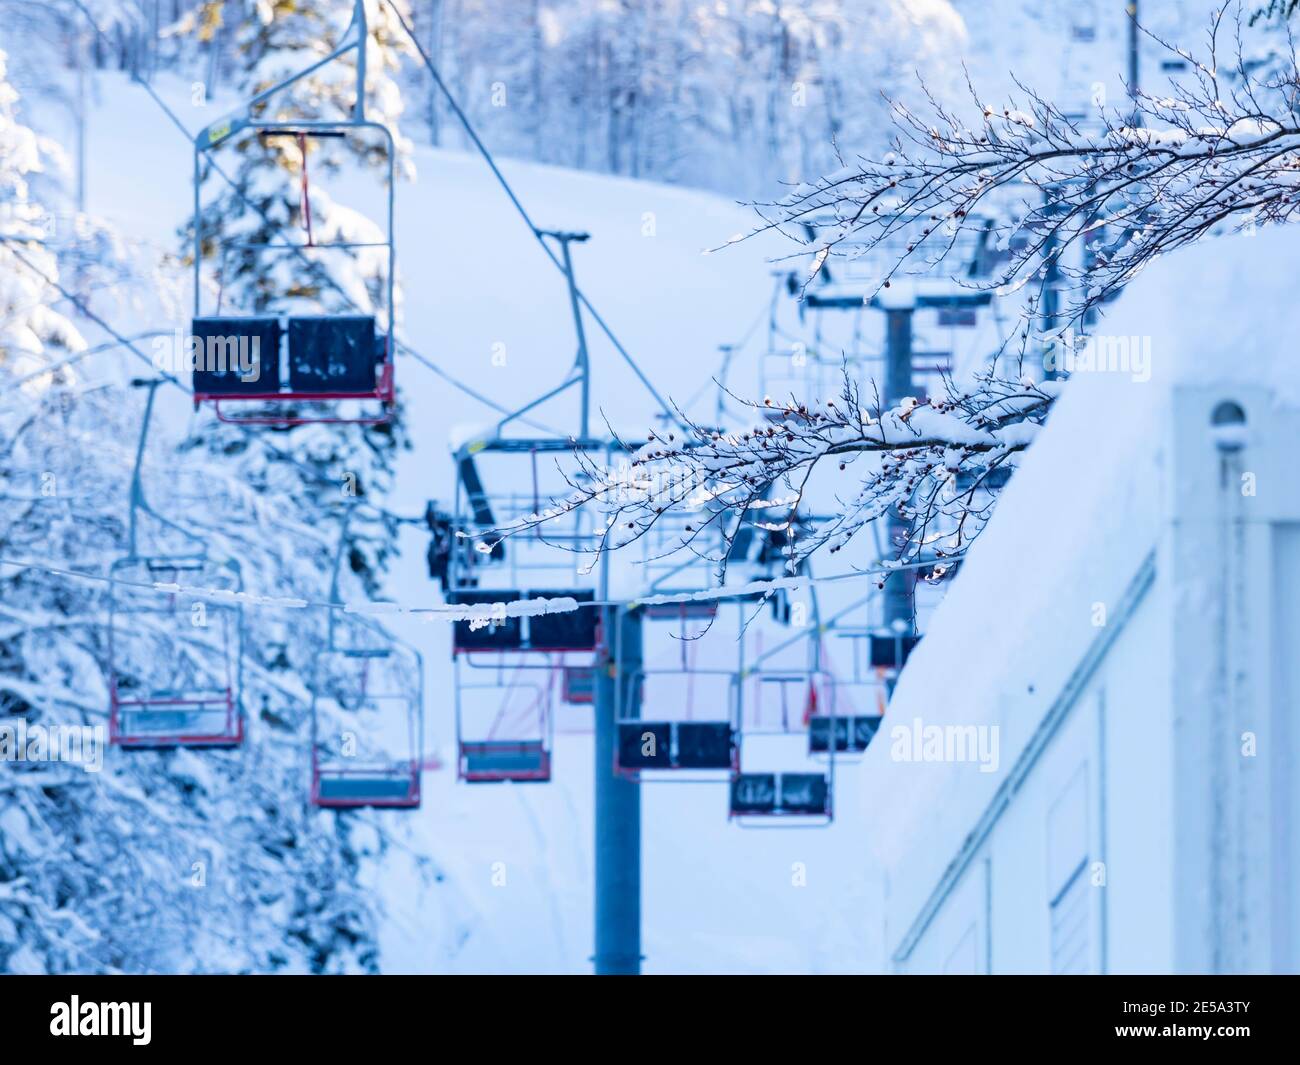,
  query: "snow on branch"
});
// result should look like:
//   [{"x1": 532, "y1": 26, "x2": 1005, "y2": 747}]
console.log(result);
[{"x1": 476, "y1": 372, "x2": 1055, "y2": 577}]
